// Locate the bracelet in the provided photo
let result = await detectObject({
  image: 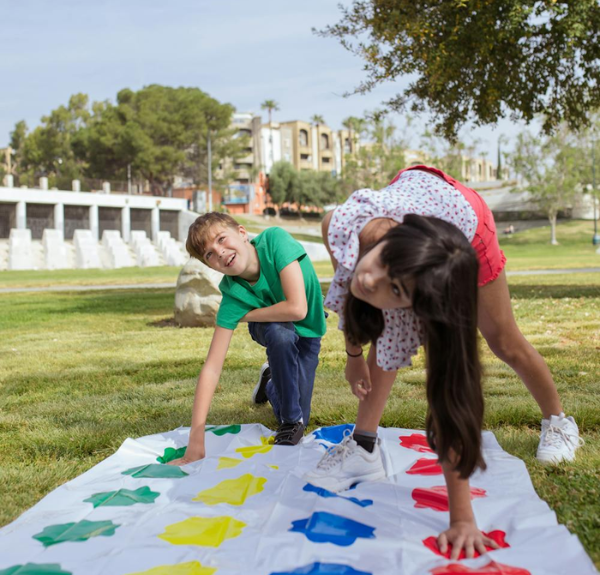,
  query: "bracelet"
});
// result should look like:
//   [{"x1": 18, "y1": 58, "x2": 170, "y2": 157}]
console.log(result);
[{"x1": 346, "y1": 349, "x2": 363, "y2": 357}]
